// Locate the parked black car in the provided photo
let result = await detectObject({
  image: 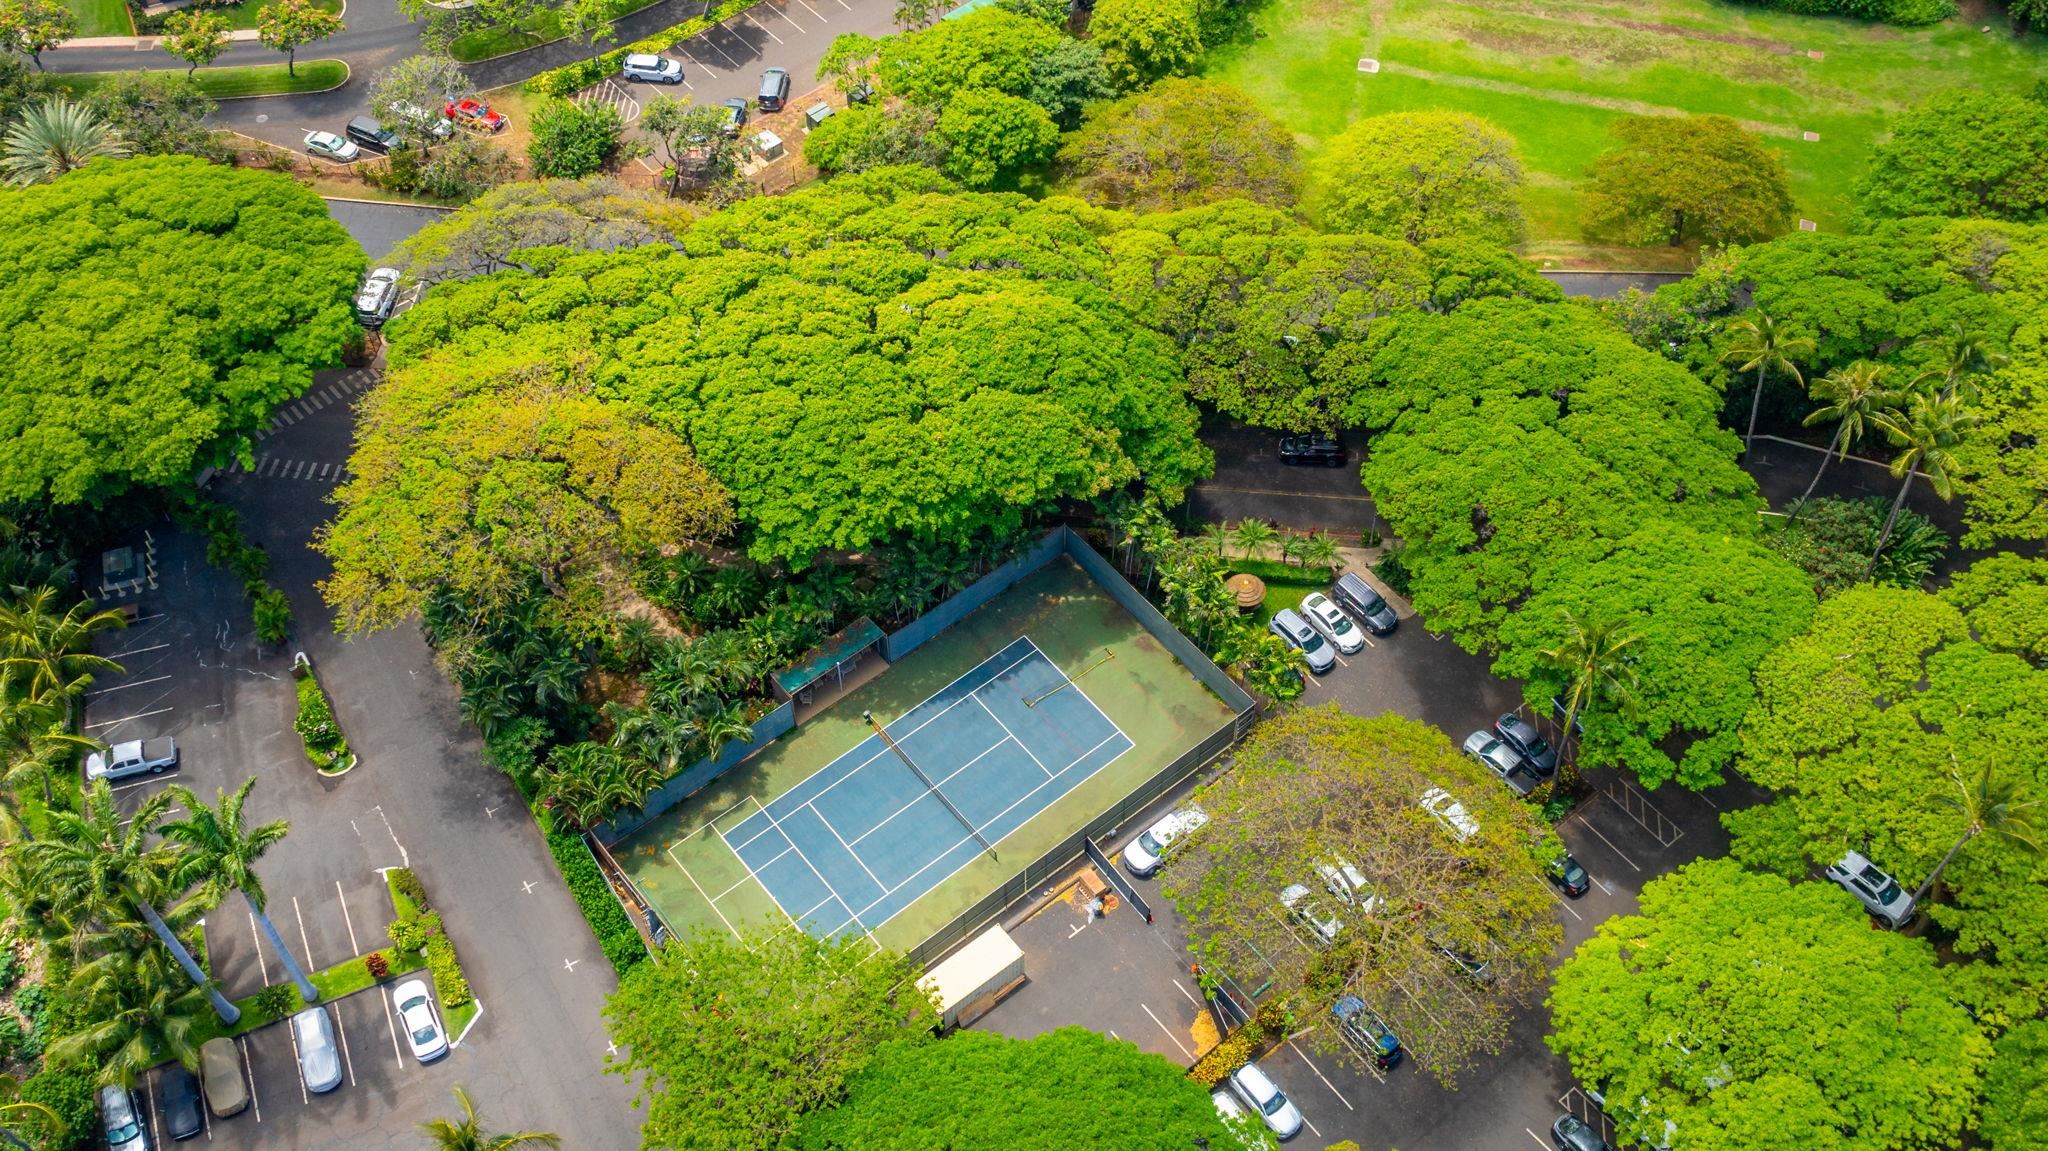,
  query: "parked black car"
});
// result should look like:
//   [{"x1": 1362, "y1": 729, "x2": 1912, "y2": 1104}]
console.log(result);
[
  {"x1": 1552, "y1": 1114, "x2": 1611, "y2": 1151},
  {"x1": 1548, "y1": 853, "x2": 1590, "y2": 898},
  {"x1": 1493, "y1": 712, "x2": 1559, "y2": 776},
  {"x1": 343, "y1": 115, "x2": 402, "y2": 155},
  {"x1": 1278, "y1": 433, "x2": 1346, "y2": 466},
  {"x1": 159, "y1": 1066, "x2": 204, "y2": 1140}
]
